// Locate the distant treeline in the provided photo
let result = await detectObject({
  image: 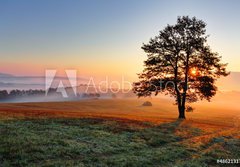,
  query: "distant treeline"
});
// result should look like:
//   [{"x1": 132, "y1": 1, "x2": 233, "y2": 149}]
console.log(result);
[
  {"x1": 0, "y1": 89, "x2": 45, "y2": 100},
  {"x1": 0, "y1": 88, "x2": 101, "y2": 101}
]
